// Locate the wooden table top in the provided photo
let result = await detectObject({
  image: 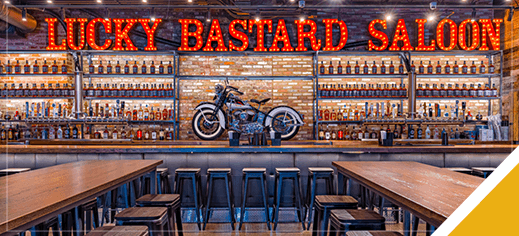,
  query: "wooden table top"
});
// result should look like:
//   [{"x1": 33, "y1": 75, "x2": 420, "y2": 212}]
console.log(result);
[
  {"x1": 332, "y1": 161, "x2": 484, "y2": 228},
  {"x1": 0, "y1": 160, "x2": 162, "y2": 235}
]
